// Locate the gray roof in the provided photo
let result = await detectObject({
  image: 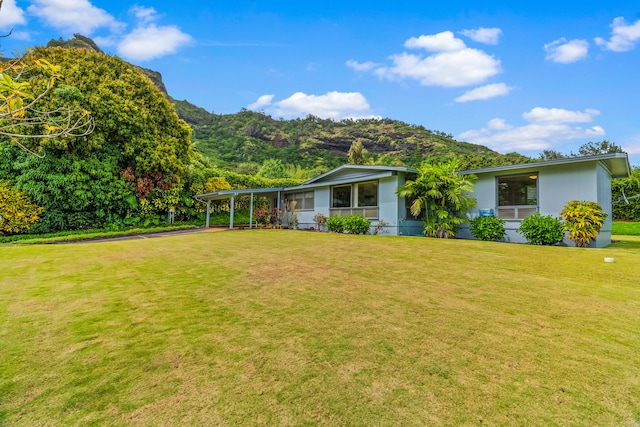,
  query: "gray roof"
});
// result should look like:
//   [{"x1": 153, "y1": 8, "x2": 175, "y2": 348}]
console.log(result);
[{"x1": 459, "y1": 153, "x2": 631, "y2": 178}]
